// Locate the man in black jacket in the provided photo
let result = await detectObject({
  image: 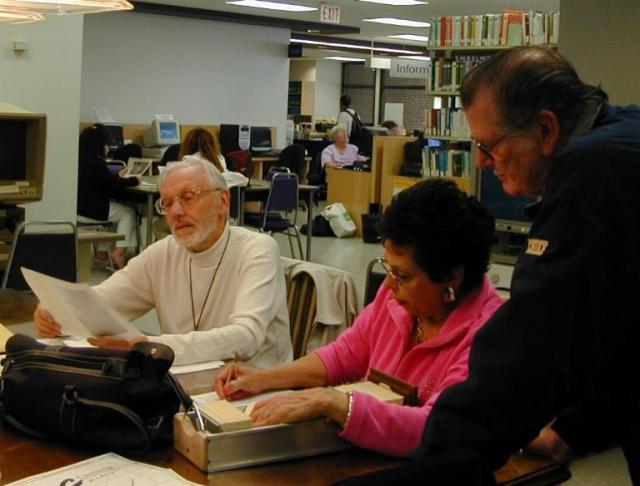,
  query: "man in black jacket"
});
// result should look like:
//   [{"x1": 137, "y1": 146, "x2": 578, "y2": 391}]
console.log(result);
[{"x1": 418, "y1": 46, "x2": 640, "y2": 484}]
